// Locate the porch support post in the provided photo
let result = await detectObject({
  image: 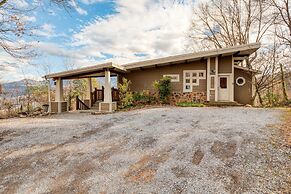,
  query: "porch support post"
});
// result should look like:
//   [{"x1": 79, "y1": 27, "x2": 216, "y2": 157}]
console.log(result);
[
  {"x1": 215, "y1": 56, "x2": 219, "y2": 102},
  {"x1": 104, "y1": 70, "x2": 112, "y2": 103},
  {"x1": 99, "y1": 69, "x2": 116, "y2": 112},
  {"x1": 230, "y1": 56, "x2": 234, "y2": 102},
  {"x1": 55, "y1": 78, "x2": 64, "y2": 113},
  {"x1": 47, "y1": 79, "x2": 51, "y2": 113},
  {"x1": 206, "y1": 58, "x2": 210, "y2": 101},
  {"x1": 87, "y1": 77, "x2": 92, "y2": 107}
]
